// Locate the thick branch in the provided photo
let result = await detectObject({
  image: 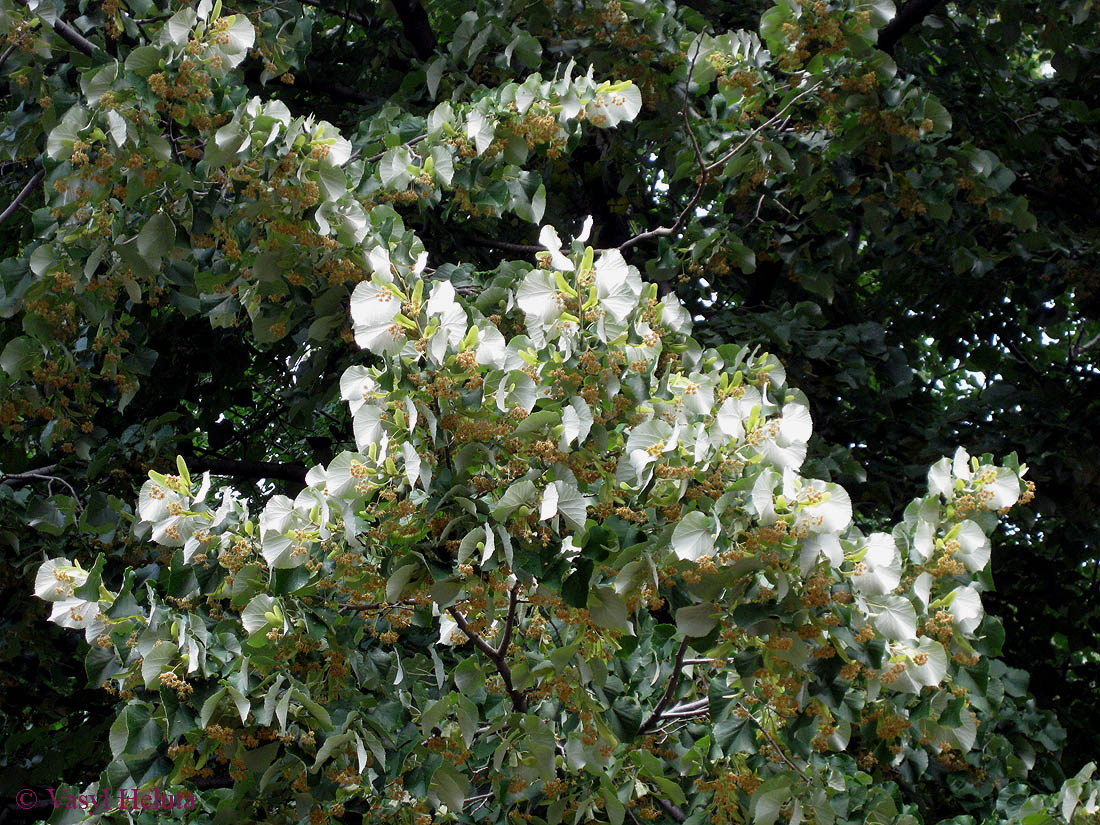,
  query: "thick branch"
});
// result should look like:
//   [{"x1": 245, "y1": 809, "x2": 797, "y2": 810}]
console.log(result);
[
  {"x1": 0, "y1": 169, "x2": 44, "y2": 224},
  {"x1": 186, "y1": 457, "x2": 308, "y2": 483},
  {"x1": 638, "y1": 638, "x2": 691, "y2": 735},
  {"x1": 14, "y1": 0, "x2": 97, "y2": 57},
  {"x1": 449, "y1": 606, "x2": 529, "y2": 712},
  {"x1": 877, "y1": 0, "x2": 945, "y2": 54},
  {"x1": 390, "y1": 0, "x2": 436, "y2": 61}
]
